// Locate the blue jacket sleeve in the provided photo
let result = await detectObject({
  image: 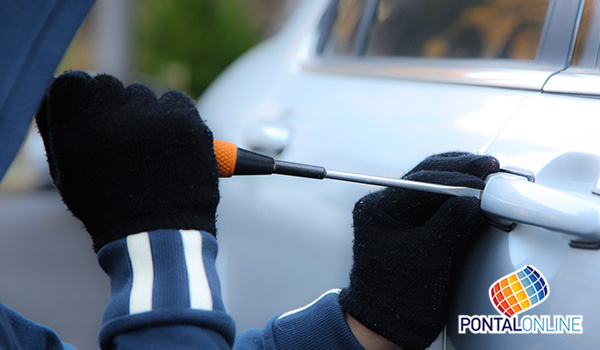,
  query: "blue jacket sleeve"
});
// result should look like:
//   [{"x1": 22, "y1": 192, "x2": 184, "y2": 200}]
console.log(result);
[
  {"x1": 0, "y1": 0, "x2": 95, "y2": 181},
  {"x1": 98, "y1": 229, "x2": 364, "y2": 349},
  {"x1": 235, "y1": 289, "x2": 365, "y2": 350},
  {"x1": 0, "y1": 302, "x2": 76, "y2": 350},
  {"x1": 0, "y1": 229, "x2": 364, "y2": 349},
  {"x1": 97, "y1": 230, "x2": 235, "y2": 349}
]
